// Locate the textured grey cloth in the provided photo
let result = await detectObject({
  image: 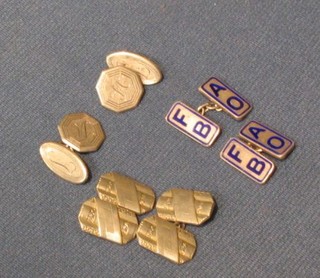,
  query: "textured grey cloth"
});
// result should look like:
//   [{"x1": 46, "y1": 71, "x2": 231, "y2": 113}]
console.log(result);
[{"x1": 1, "y1": 0, "x2": 319, "y2": 277}]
